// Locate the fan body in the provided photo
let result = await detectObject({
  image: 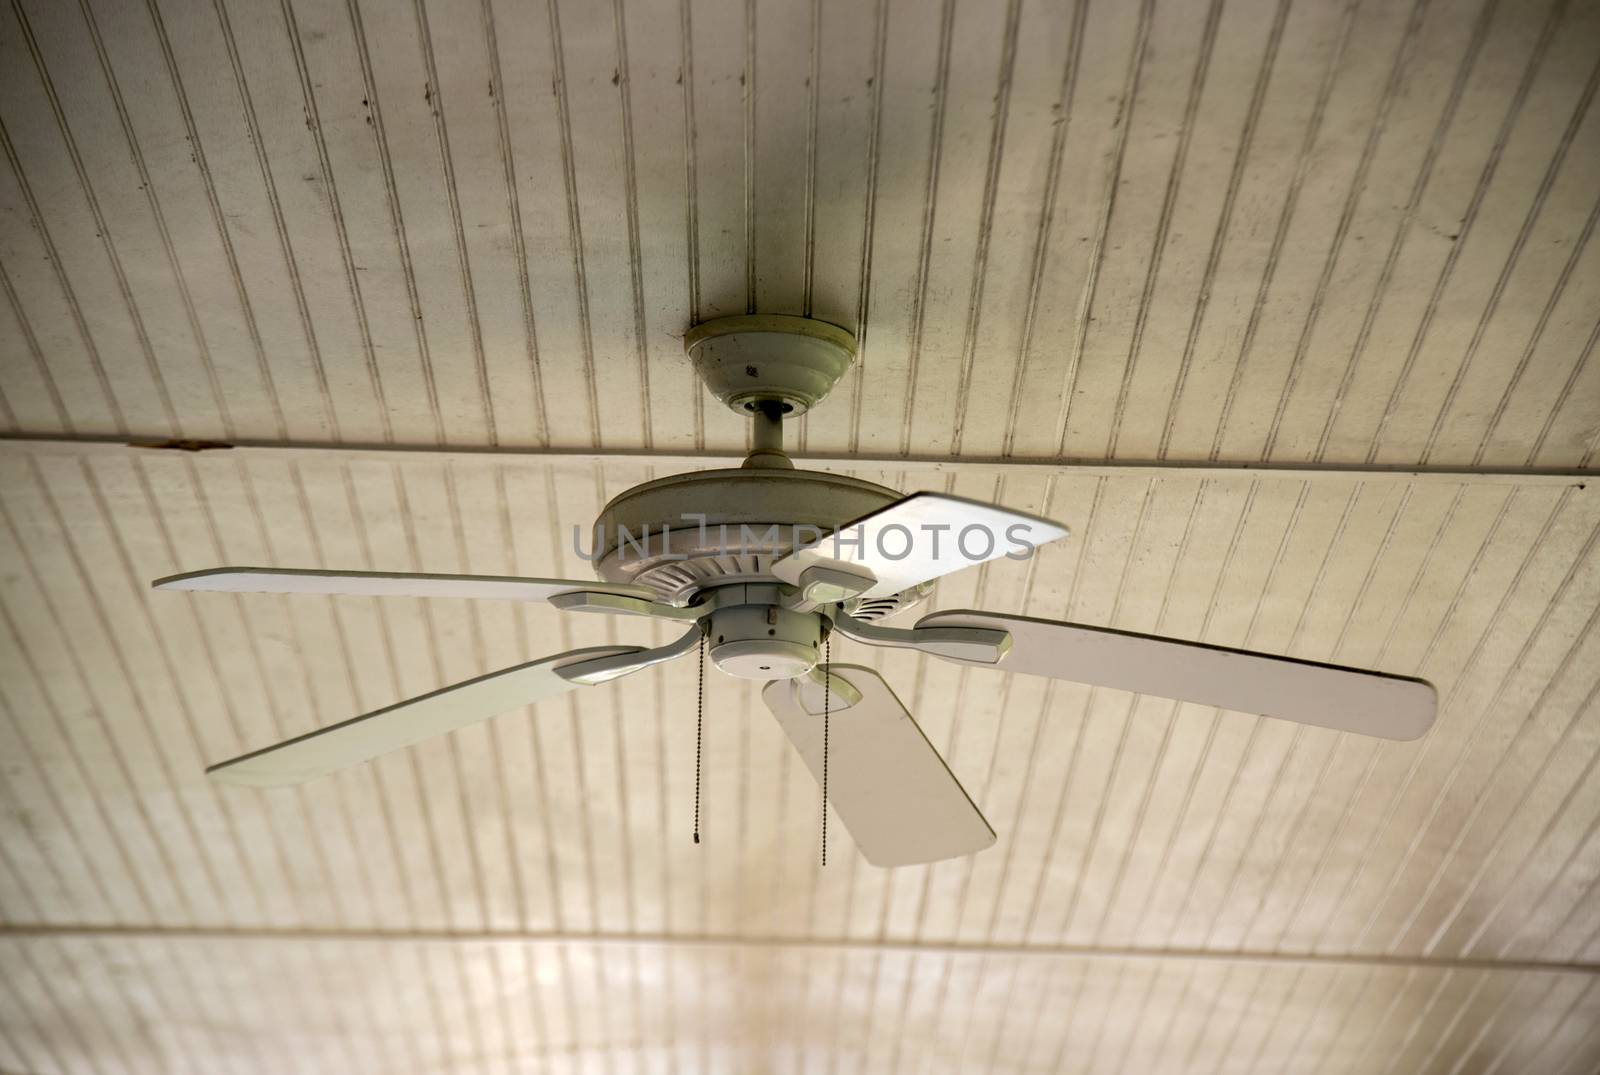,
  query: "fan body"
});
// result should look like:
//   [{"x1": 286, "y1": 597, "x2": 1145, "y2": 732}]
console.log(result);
[{"x1": 152, "y1": 314, "x2": 1437, "y2": 867}]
